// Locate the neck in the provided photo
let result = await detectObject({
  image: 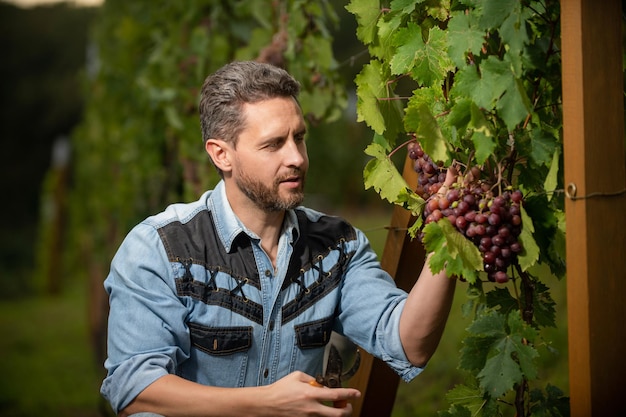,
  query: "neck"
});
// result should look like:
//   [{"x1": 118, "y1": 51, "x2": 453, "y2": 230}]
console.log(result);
[{"x1": 225, "y1": 186, "x2": 285, "y2": 268}]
